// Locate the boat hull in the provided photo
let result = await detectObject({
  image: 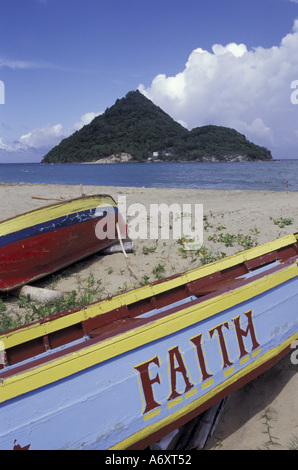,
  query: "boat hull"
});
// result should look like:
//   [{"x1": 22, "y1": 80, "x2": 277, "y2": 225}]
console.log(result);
[
  {"x1": 0, "y1": 195, "x2": 125, "y2": 291},
  {"x1": 0, "y1": 234, "x2": 297, "y2": 450}
]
